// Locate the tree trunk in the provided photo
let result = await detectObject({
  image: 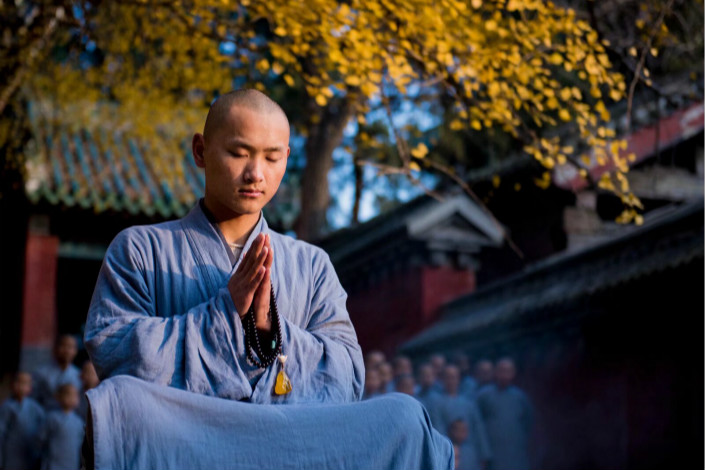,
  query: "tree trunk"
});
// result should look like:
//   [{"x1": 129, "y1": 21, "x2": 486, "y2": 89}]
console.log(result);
[
  {"x1": 351, "y1": 151, "x2": 364, "y2": 226},
  {"x1": 296, "y1": 97, "x2": 356, "y2": 241}
]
